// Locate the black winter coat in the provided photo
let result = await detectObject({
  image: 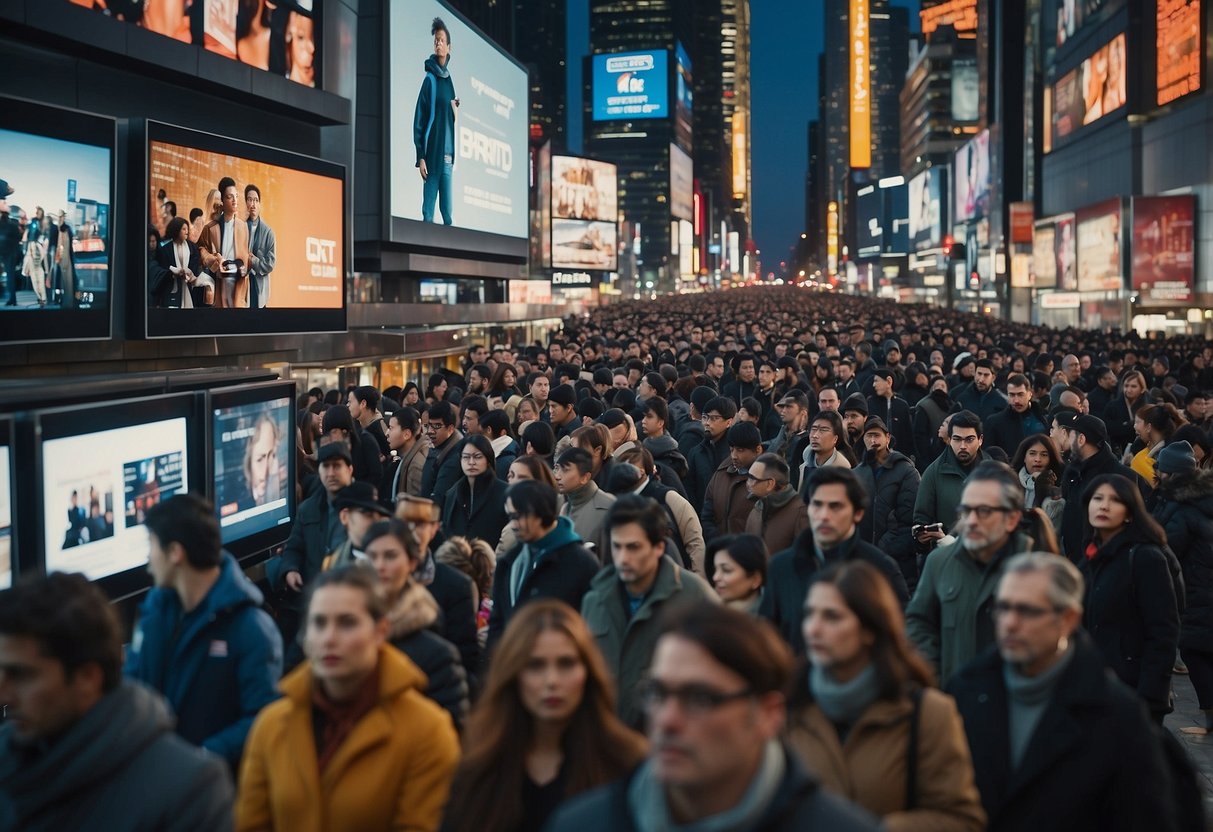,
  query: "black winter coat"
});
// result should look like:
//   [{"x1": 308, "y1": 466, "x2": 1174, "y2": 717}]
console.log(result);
[
  {"x1": 387, "y1": 581, "x2": 469, "y2": 730},
  {"x1": 1079, "y1": 531, "x2": 1179, "y2": 712},
  {"x1": 685, "y1": 434, "x2": 730, "y2": 507},
  {"x1": 425, "y1": 560, "x2": 481, "y2": 682},
  {"x1": 1102, "y1": 395, "x2": 1151, "y2": 456},
  {"x1": 422, "y1": 432, "x2": 465, "y2": 511},
  {"x1": 912, "y1": 390, "x2": 953, "y2": 472},
  {"x1": 1152, "y1": 470, "x2": 1213, "y2": 650},
  {"x1": 1059, "y1": 446, "x2": 1143, "y2": 561},
  {"x1": 866, "y1": 395, "x2": 916, "y2": 462},
  {"x1": 947, "y1": 634, "x2": 1178, "y2": 832},
  {"x1": 441, "y1": 475, "x2": 509, "y2": 550},
  {"x1": 853, "y1": 451, "x2": 921, "y2": 590},
  {"x1": 983, "y1": 402, "x2": 1049, "y2": 459}
]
